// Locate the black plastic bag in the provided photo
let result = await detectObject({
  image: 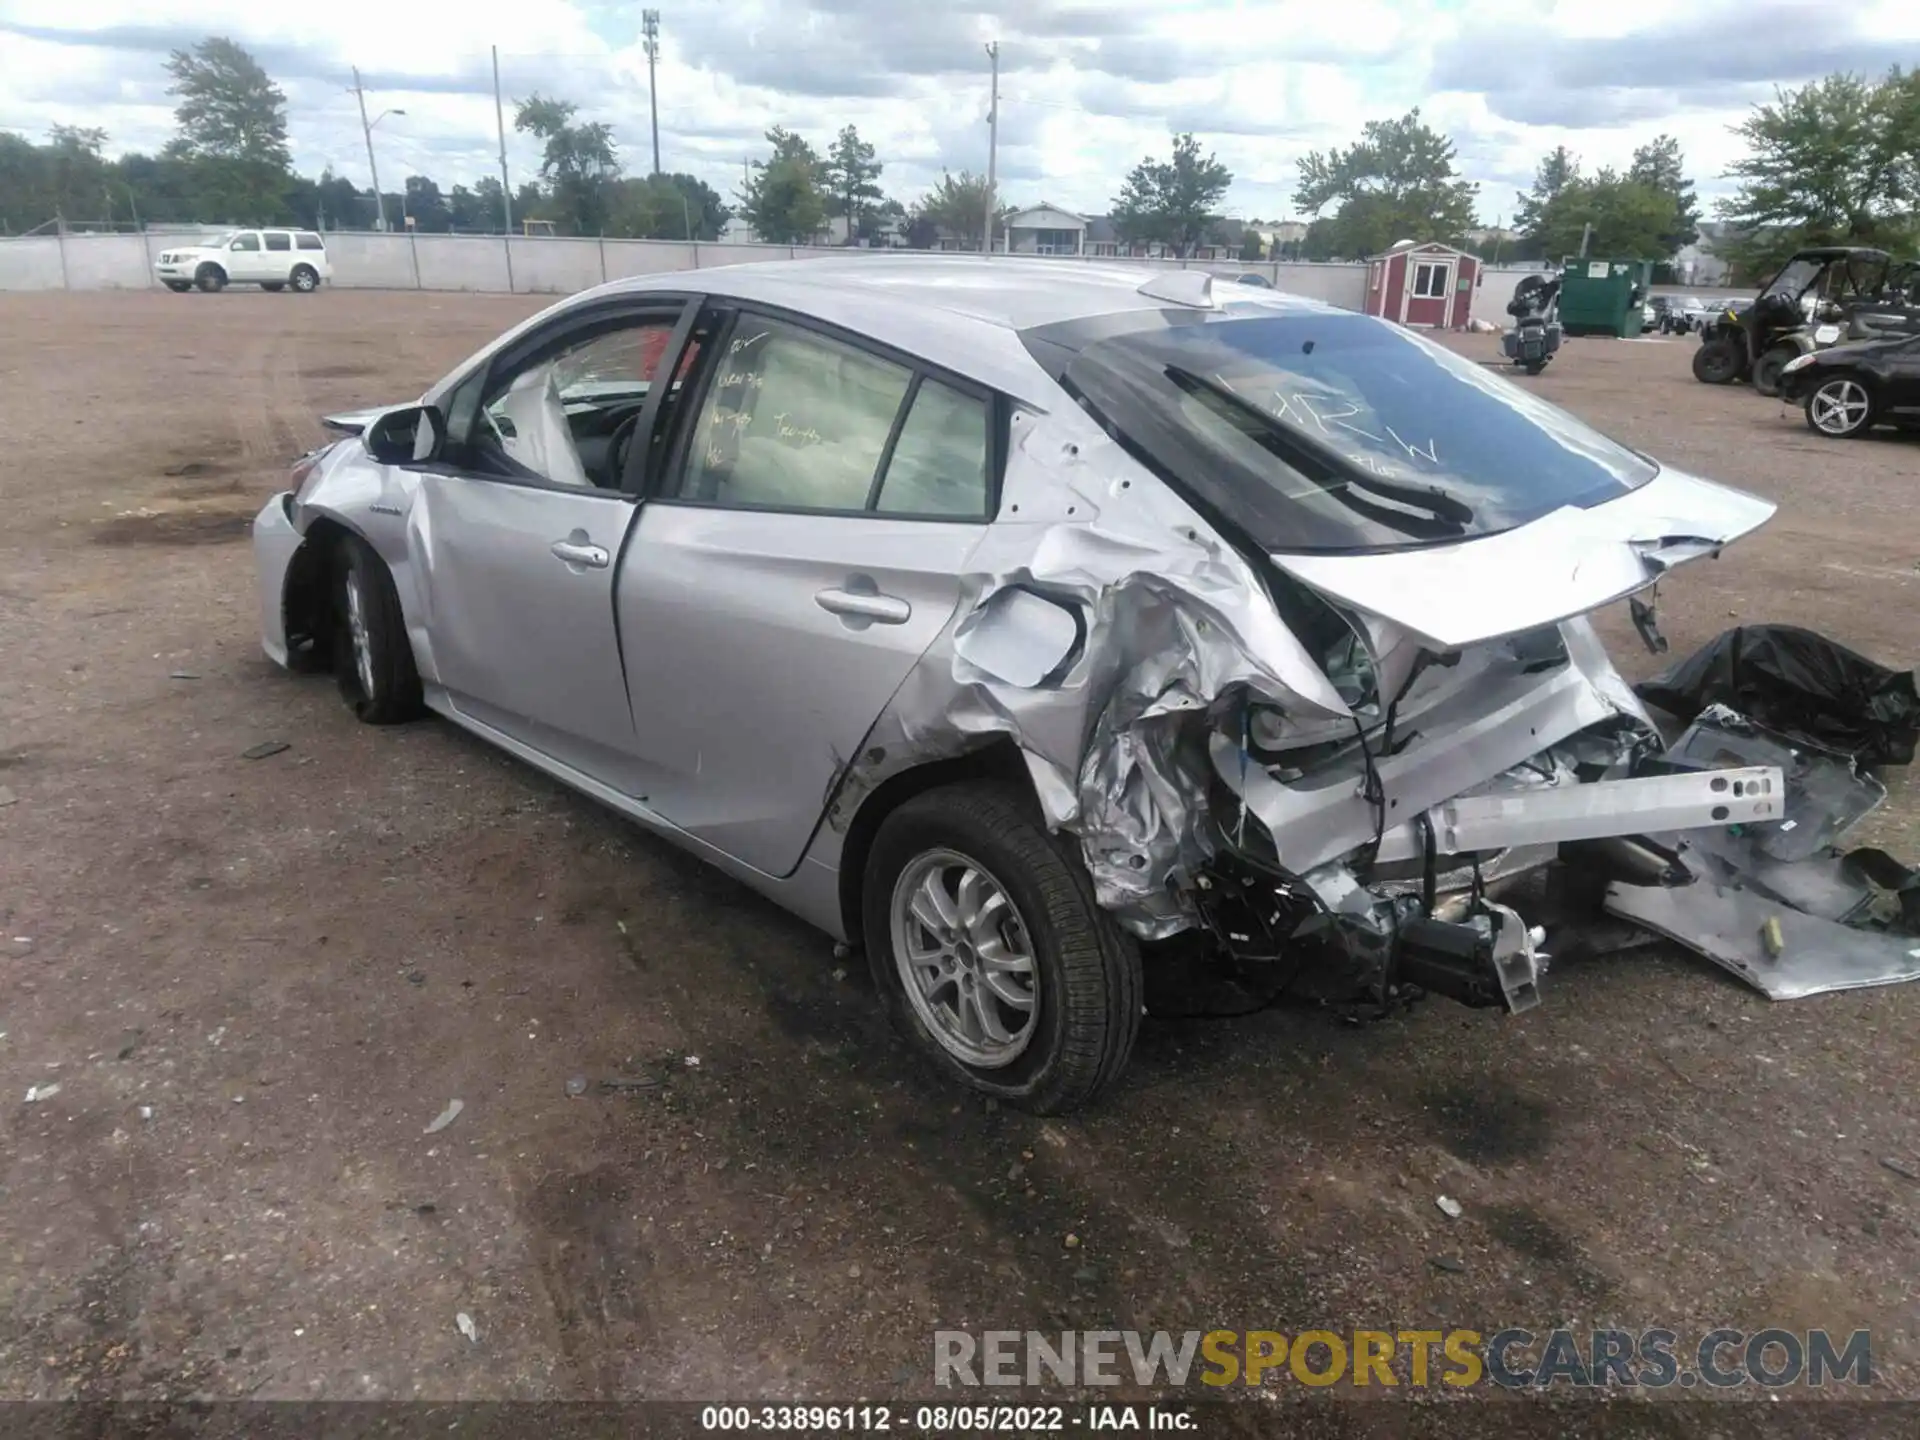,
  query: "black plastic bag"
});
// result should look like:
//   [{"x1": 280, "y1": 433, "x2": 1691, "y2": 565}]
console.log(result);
[{"x1": 1636, "y1": 625, "x2": 1920, "y2": 767}]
